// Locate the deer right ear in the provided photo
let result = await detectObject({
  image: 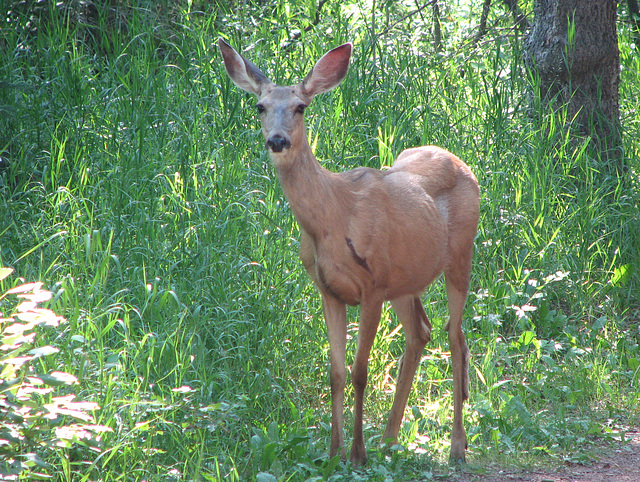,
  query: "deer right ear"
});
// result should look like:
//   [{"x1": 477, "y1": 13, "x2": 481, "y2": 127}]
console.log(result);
[
  {"x1": 301, "y1": 43, "x2": 352, "y2": 98},
  {"x1": 218, "y1": 38, "x2": 271, "y2": 96}
]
